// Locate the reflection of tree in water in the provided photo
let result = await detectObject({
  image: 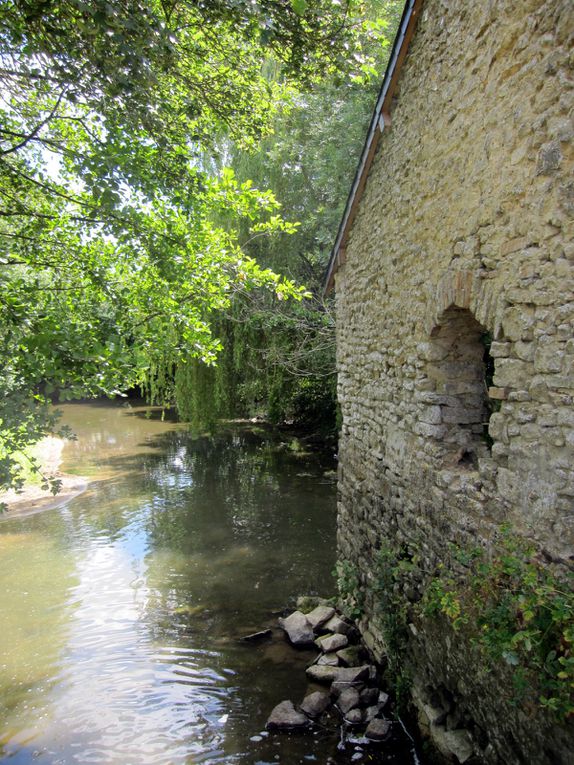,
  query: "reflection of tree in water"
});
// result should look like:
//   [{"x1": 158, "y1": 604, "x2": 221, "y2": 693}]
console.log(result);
[
  {"x1": 0, "y1": 529, "x2": 78, "y2": 734},
  {"x1": 137, "y1": 425, "x2": 337, "y2": 643}
]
